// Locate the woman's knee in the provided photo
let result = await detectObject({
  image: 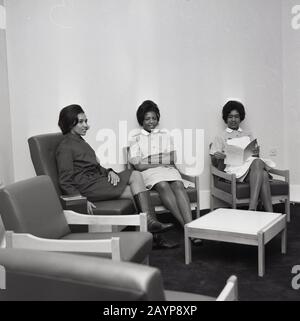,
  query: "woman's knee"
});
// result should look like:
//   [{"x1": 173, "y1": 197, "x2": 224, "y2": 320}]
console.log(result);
[
  {"x1": 250, "y1": 159, "x2": 265, "y2": 171},
  {"x1": 129, "y1": 170, "x2": 144, "y2": 183},
  {"x1": 154, "y1": 181, "x2": 170, "y2": 191},
  {"x1": 171, "y1": 180, "x2": 185, "y2": 191}
]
